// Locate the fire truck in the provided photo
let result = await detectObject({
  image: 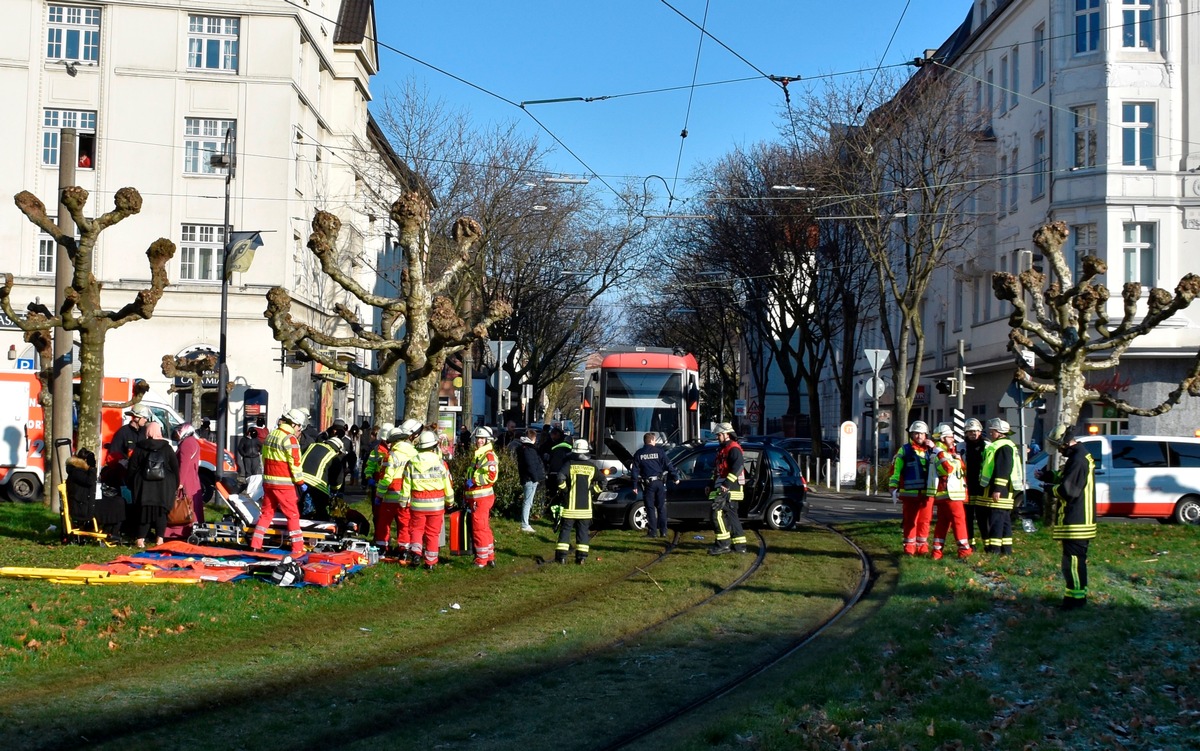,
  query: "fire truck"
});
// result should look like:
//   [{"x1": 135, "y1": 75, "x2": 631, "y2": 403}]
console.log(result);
[{"x1": 0, "y1": 372, "x2": 234, "y2": 502}]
